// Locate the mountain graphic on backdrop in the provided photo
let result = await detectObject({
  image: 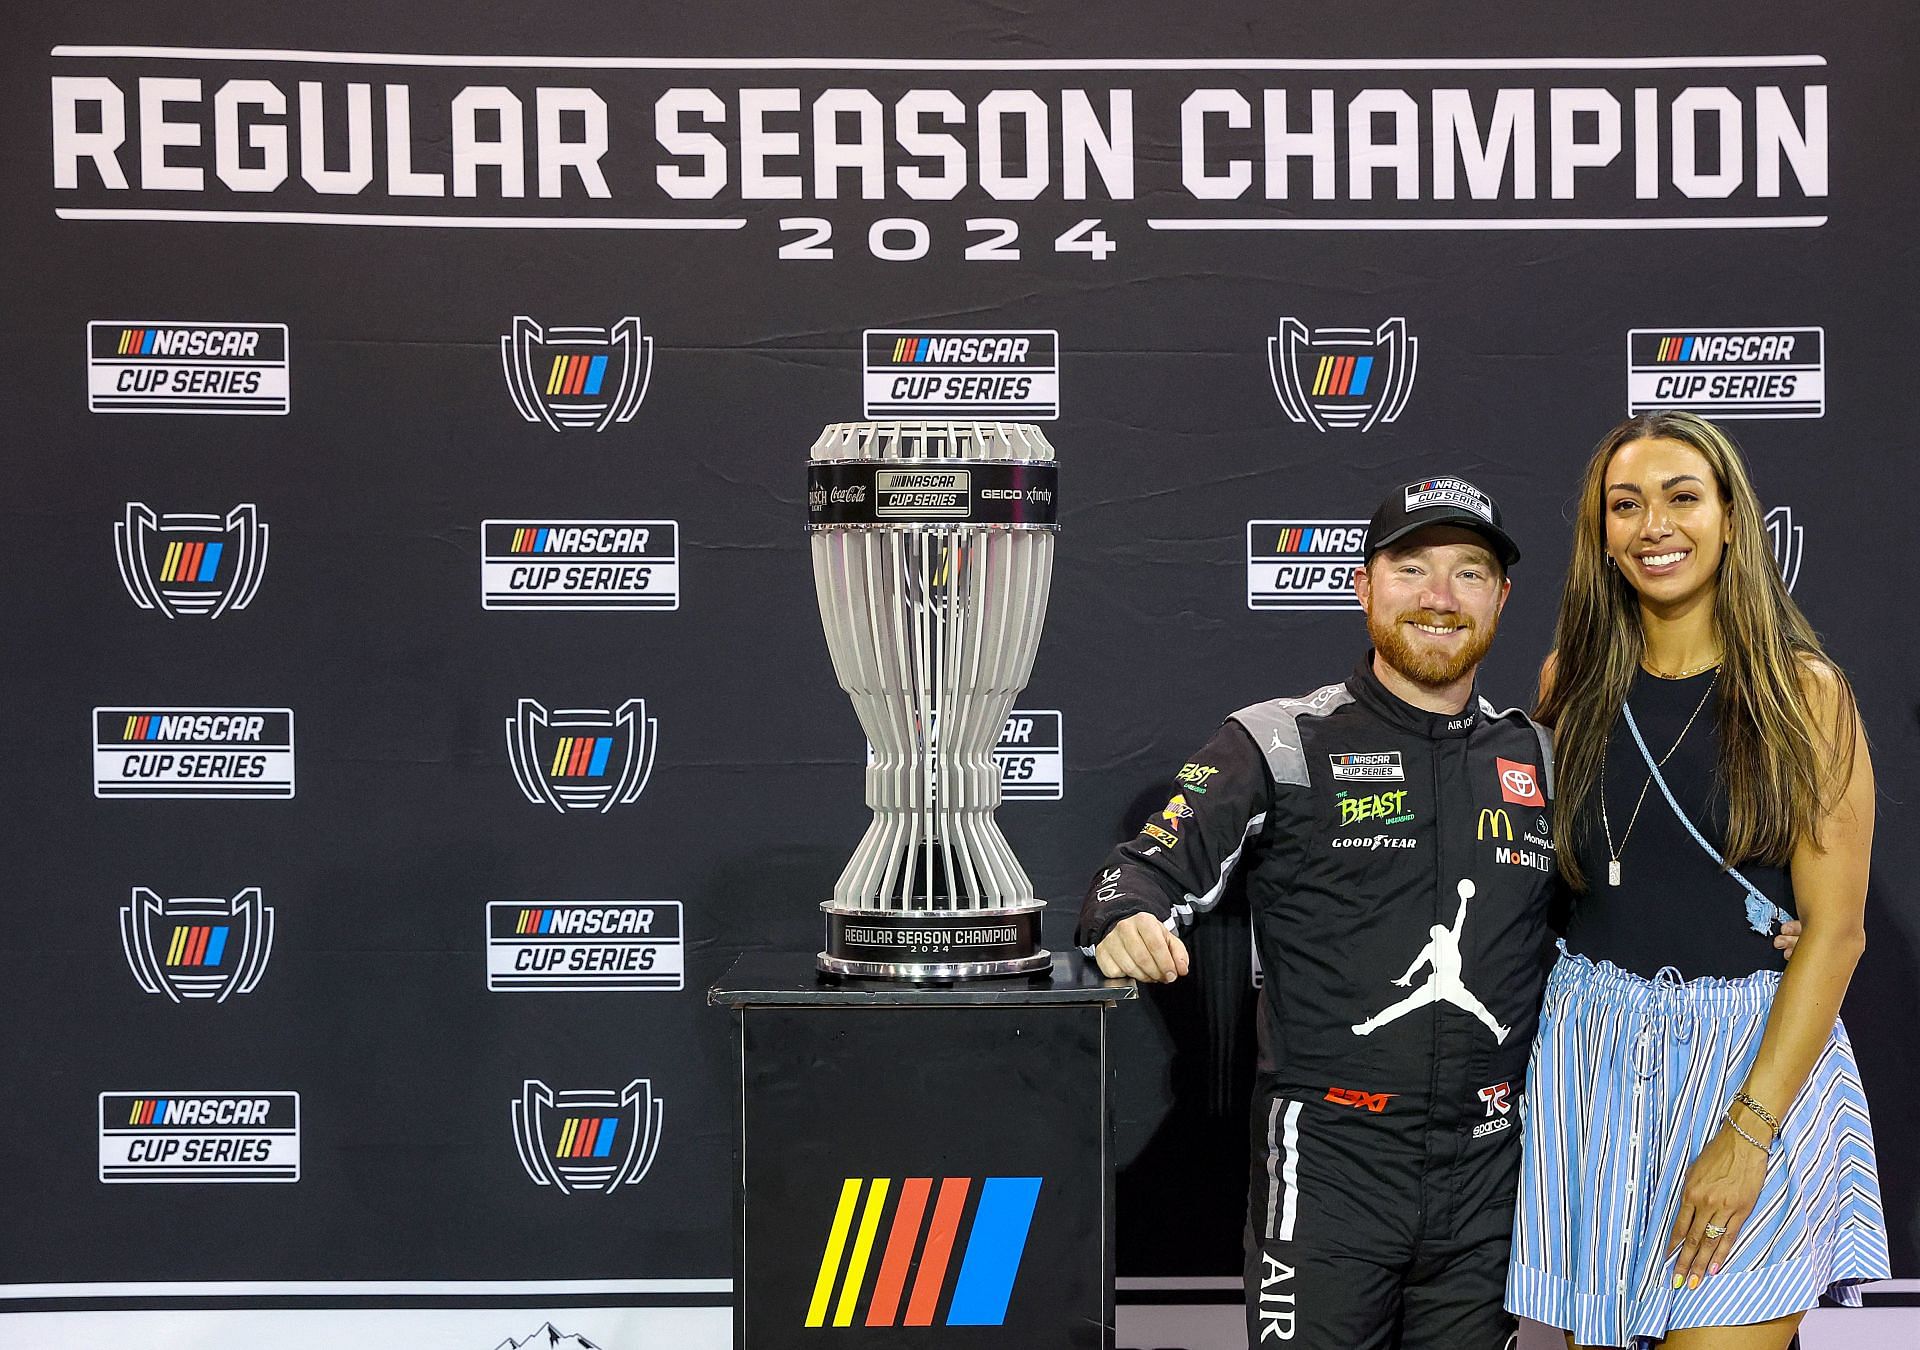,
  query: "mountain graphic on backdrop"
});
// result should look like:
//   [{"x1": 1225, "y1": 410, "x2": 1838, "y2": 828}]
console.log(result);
[{"x1": 492, "y1": 1323, "x2": 603, "y2": 1350}]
